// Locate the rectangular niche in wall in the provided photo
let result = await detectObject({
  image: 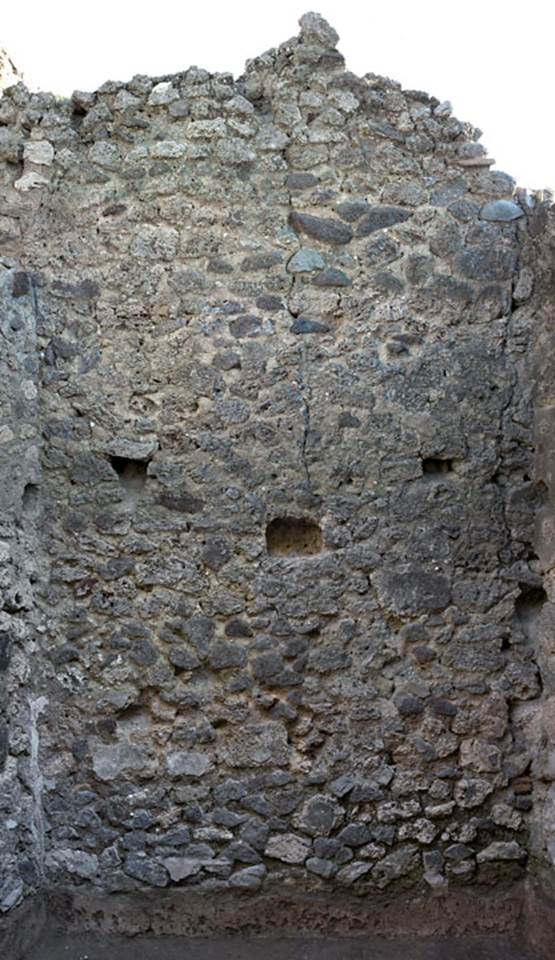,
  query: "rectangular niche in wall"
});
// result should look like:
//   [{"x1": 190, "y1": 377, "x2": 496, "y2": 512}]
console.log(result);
[{"x1": 266, "y1": 517, "x2": 323, "y2": 556}]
